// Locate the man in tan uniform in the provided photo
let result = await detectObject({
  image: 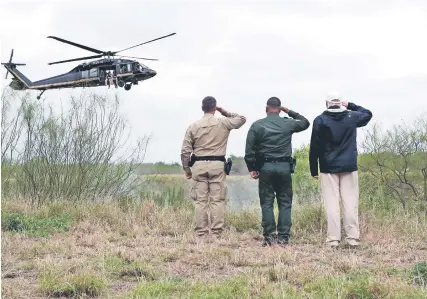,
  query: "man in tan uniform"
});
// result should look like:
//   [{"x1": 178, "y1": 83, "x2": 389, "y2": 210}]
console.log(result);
[{"x1": 181, "y1": 96, "x2": 246, "y2": 239}]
